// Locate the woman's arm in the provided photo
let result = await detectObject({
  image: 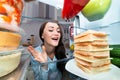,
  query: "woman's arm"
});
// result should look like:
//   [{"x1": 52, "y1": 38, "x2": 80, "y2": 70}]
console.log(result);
[{"x1": 30, "y1": 56, "x2": 49, "y2": 80}]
